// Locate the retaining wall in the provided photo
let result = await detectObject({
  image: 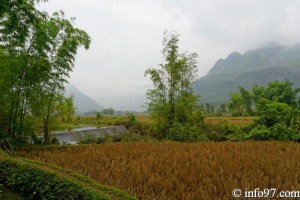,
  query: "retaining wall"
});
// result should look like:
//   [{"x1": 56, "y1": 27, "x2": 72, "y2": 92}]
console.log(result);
[{"x1": 50, "y1": 125, "x2": 128, "y2": 144}]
